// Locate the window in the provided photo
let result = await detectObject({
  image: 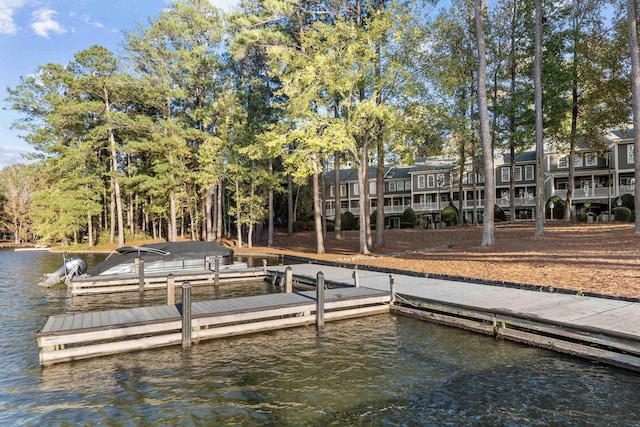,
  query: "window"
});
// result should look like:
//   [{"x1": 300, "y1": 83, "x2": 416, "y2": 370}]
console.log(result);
[
  {"x1": 418, "y1": 175, "x2": 425, "y2": 189},
  {"x1": 389, "y1": 182, "x2": 397, "y2": 191},
  {"x1": 465, "y1": 173, "x2": 474, "y2": 184},
  {"x1": 330, "y1": 186, "x2": 335, "y2": 197},
  {"x1": 573, "y1": 154, "x2": 583, "y2": 167},
  {"x1": 585, "y1": 152, "x2": 598, "y2": 167},
  {"x1": 427, "y1": 175, "x2": 435, "y2": 188},
  {"x1": 501, "y1": 167, "x2": 510, "y2": 182},
  {"x1": 478, "y1": 173, "x2": 485, "y2": 183},
  {"x1": 436, "y1": 173, "x2": 445, "y2": 187},
  {"x1": 352, "y1": 184, "x2": 359, "y2": 196},
  {"x1": 515, "y1": 166, "x2": 522, "y2": 182},
  {"x1": 628, "y1": 145, "x2": 635, "y2": 163},
  {"x1": 397, "y1": 181, "x2": 404, "y2": 191},
  {"x1": 525, "y1": 165, "x2": 534, "y2": 181},
  {"x1": 369, "y1": 182, "x2": 376, "y2": 194},
  {"x1": 556, "y1": 179, "x2": 568, "y2": 190},
  {"x1": 558, "y1": 156, "x2": 568, "y2": 168},
  {"x1": 340, "y1": 185, "x2": 347, "y2": 197}
]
